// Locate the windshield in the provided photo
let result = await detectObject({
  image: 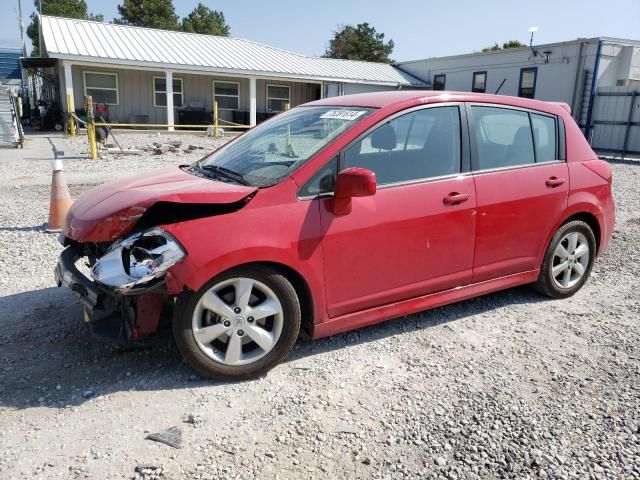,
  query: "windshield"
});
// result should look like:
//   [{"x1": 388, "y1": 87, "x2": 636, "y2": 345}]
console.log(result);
[{"x1": 197, "y1": 106, "x2": 373, "y2": 187}]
